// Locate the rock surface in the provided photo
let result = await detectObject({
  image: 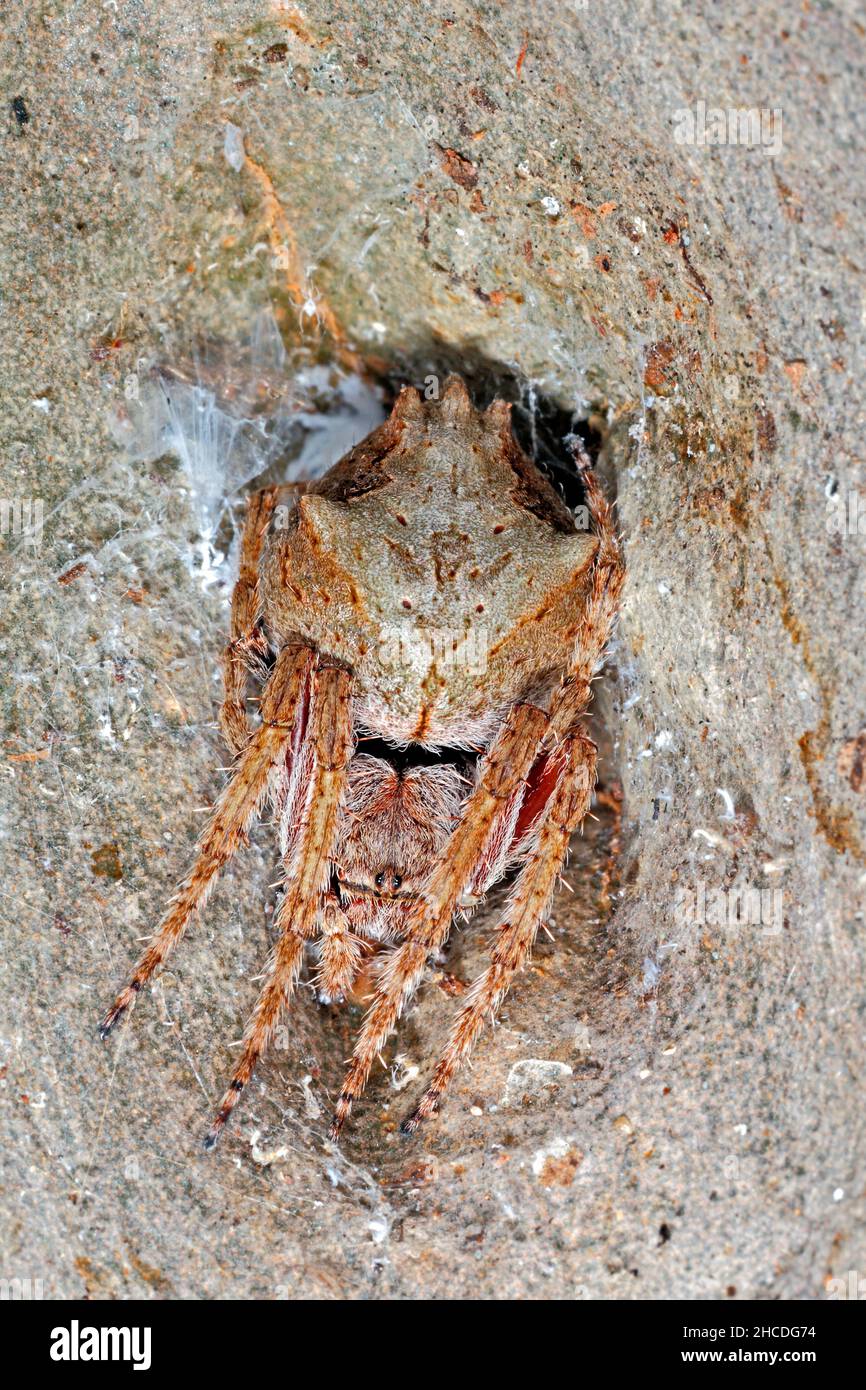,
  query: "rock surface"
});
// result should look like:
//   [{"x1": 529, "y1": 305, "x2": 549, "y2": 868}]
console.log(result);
[{"x1": 1, "y1": 1, "x2": 863, "y2": 1299}]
